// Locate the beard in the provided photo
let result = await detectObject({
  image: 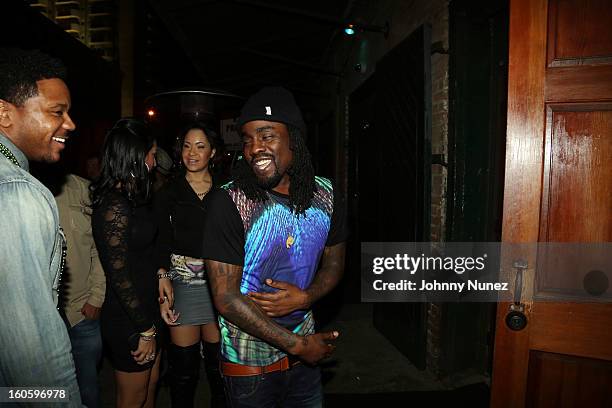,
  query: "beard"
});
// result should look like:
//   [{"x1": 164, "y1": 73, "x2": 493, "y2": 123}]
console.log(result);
[
  {"x1": 232, "y1": 157, "x2": 289, "y2": 201},
  {"x1": 255, "y1": 170, "x2": 282, "y2": 190},
  {"x1": 252, "y1": 161, "x2": 283, "y2": 190},
  {"x1": 248, "y1": 154, "x2": 286, "y2": 190}
]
